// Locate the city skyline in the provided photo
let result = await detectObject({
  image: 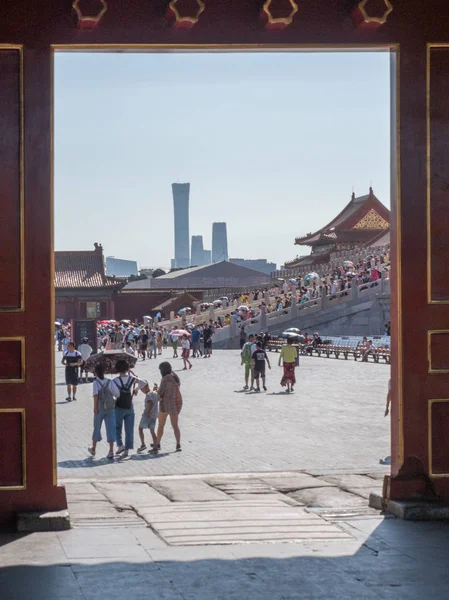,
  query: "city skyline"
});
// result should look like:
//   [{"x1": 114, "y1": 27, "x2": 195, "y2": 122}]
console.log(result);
[{"x1": 54, "y1": 52, "x2": 390, "y2": 267}]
